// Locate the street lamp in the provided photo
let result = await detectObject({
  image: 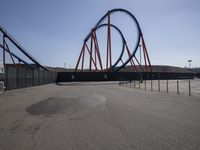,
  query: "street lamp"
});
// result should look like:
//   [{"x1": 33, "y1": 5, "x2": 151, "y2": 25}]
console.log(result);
[
  {"x1": 188, "y1": 60, "x2": 192, "y2": 68},
  {"x1": 64, "y1": 63, "x2": 66, "y2": 72}
]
